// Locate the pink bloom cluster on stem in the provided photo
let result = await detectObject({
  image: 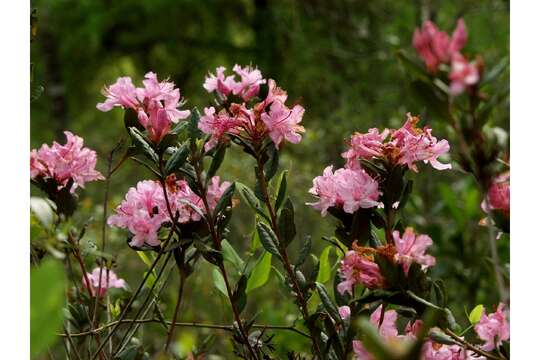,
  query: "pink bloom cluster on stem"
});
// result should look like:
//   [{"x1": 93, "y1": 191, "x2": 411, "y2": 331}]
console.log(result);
[
  {"x1": 393, "y1": 227, "x2": 436, "y2": 274},
  {"x1": 200, "y1": 67, "x2": 305, "y2": 150},
  {"x1": 203, "y1": 65, "x2": 266, "y2": 102},
  {"x1": 482, "y1": 172, "x2": 510, "y2": 216},
  {"x1": 108, "y1": 176, "x2": 230, "y2": 248},
  {"x1": 82, "y1": 267, "x2": 126, "y2": 297},
  {"x1": 449, "y1": 54, "x2": 481, "y2": 95},
  {"x1": 337, "y1": 250, "x2": 385, "y2": 294},
  {"x1": 307, "y1": 166, "x2": 381, "y2": 216},
  {"x1": 97, "y1": 72, "x2": 190, "y2": 142},
  {"x1": 474, "y1": 303, "x2": 510, "y2": 351},
  {"x1": 30, "y1": 131, "x2": 104, "y2": 192},
  {"x1": 342, "y1": 113, "x2": 451, "y2": 173},
  {"x1": 413, "y1": 19, "x2": 467, "y2": 73}
]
